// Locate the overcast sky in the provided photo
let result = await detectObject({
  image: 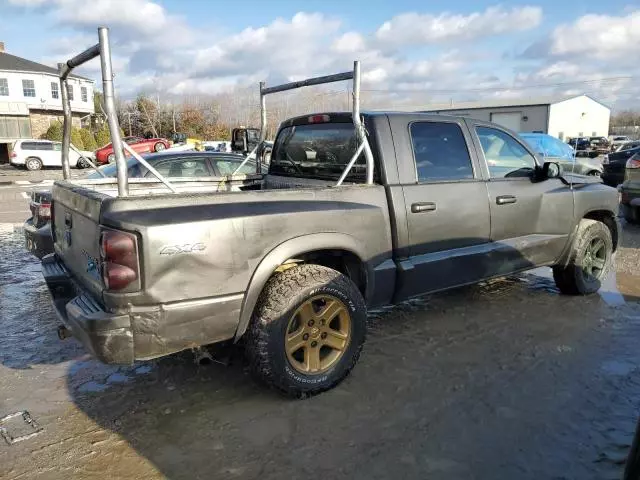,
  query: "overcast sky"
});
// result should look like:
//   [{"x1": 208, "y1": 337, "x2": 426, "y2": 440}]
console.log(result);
[{"x1": 2, "y1": 0, "x2": 639, "y2": 110}]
